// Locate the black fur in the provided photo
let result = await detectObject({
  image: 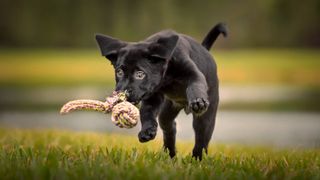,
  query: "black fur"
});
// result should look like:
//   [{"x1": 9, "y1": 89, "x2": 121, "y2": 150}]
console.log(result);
[
  {"x1": 202, "y1": 23, "x2": 228, "y2": 50},
  {"x1": 95, "y1": 23, "x2": 227, "y2": 160}
]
